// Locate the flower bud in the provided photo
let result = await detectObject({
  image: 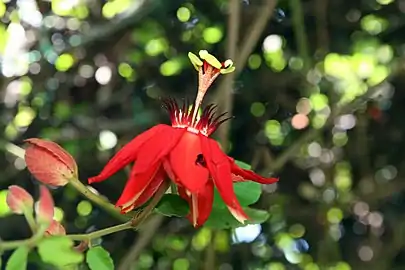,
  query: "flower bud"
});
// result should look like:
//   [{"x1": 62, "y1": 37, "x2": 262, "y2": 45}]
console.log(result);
[
  {"x1": 6, "y1": 185, "x2": 34, "y2": 214},
  {"x1": 45, "y1": 220, "x2": 66, "y2": 236},
  {"x1": 24, "y1": 138, "x2": 78, "y2": 186},
  {"x1": 36, "y1": 185, "x2": 55, "y2": 226}
]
